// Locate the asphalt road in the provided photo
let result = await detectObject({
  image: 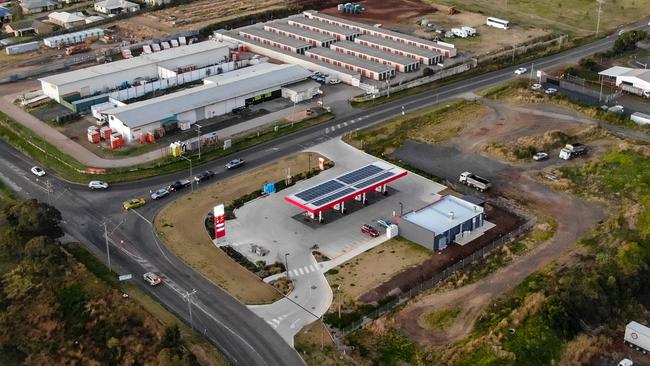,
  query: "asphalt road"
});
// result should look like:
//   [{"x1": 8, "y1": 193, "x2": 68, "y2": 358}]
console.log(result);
[{"x1": 0, "y1": 26, "x2": 643, "y2": 366}]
